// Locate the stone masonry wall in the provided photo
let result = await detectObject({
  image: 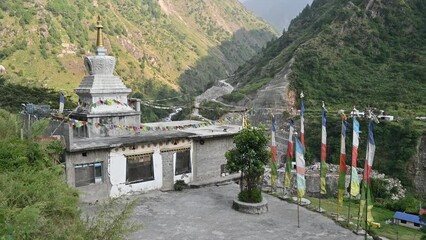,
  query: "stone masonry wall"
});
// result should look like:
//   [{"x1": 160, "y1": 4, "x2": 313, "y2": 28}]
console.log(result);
[
  {"x1": 192, "y1": 136, "x2": 234, "y2": 182},
  {"x1": 161, "y1": 152, "x2": 174, "y2": 191},
  {"x1": 65, "y1": 149, "x2": 111, "y2": 202}
]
